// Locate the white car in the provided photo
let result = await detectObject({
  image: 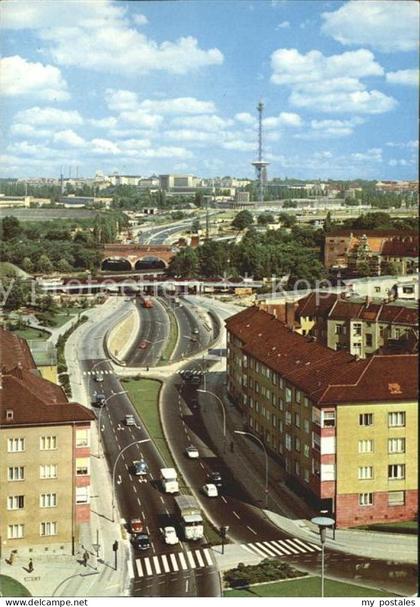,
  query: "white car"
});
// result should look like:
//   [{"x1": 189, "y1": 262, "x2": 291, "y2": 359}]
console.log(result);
[
  {"x1": 161, "y1": 526, "x2": 179, "y2": 545},
  {"x1": 125, "y1": 414, "x2": 136, "y2": 426},
  {"x1": 202, "y1": 483, "x2": 218, "y2": 498},
  {"x1": 185, "y1": 445, "x2": 199, "y2": 459}
]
